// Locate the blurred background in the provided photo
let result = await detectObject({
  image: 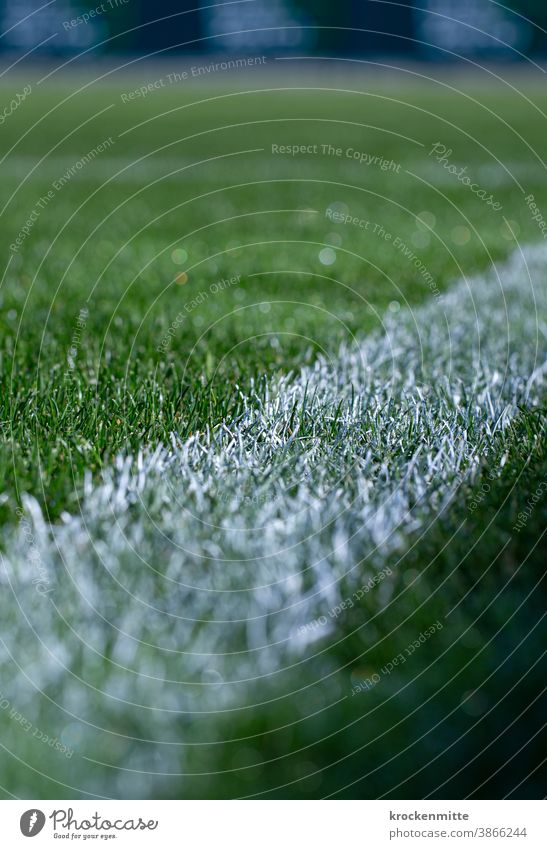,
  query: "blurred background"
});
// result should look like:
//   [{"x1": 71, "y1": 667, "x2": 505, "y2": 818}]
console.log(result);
[{"x1": 0, "y1": 0, "x2": 545, "y2": 62}]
